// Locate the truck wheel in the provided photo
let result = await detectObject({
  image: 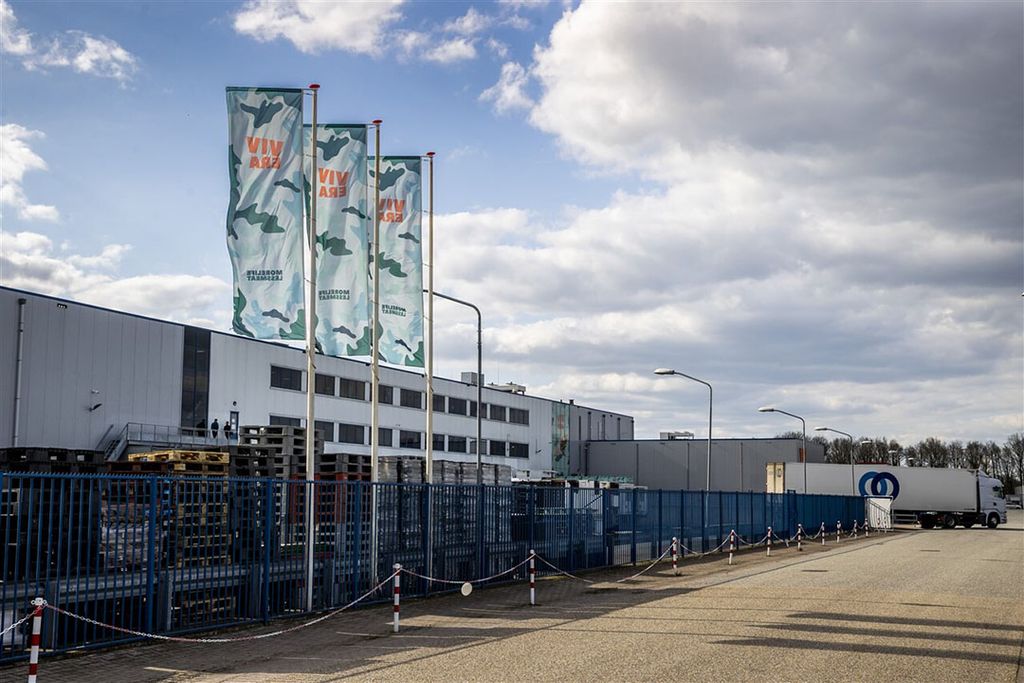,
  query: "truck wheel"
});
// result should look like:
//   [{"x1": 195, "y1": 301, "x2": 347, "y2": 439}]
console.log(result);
[
  {"x1": 961, "y1": 515, "x2": 975, "y2": 528},
  {"x1": 986, "y1": 513, "x2": 999, "y2": 529},
  {"x1": 942, "y1": 514, "x2": 957, "y2": 529},
  {"x1": 920, "y1": 517, "x2": 935, "y2": 529}
]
